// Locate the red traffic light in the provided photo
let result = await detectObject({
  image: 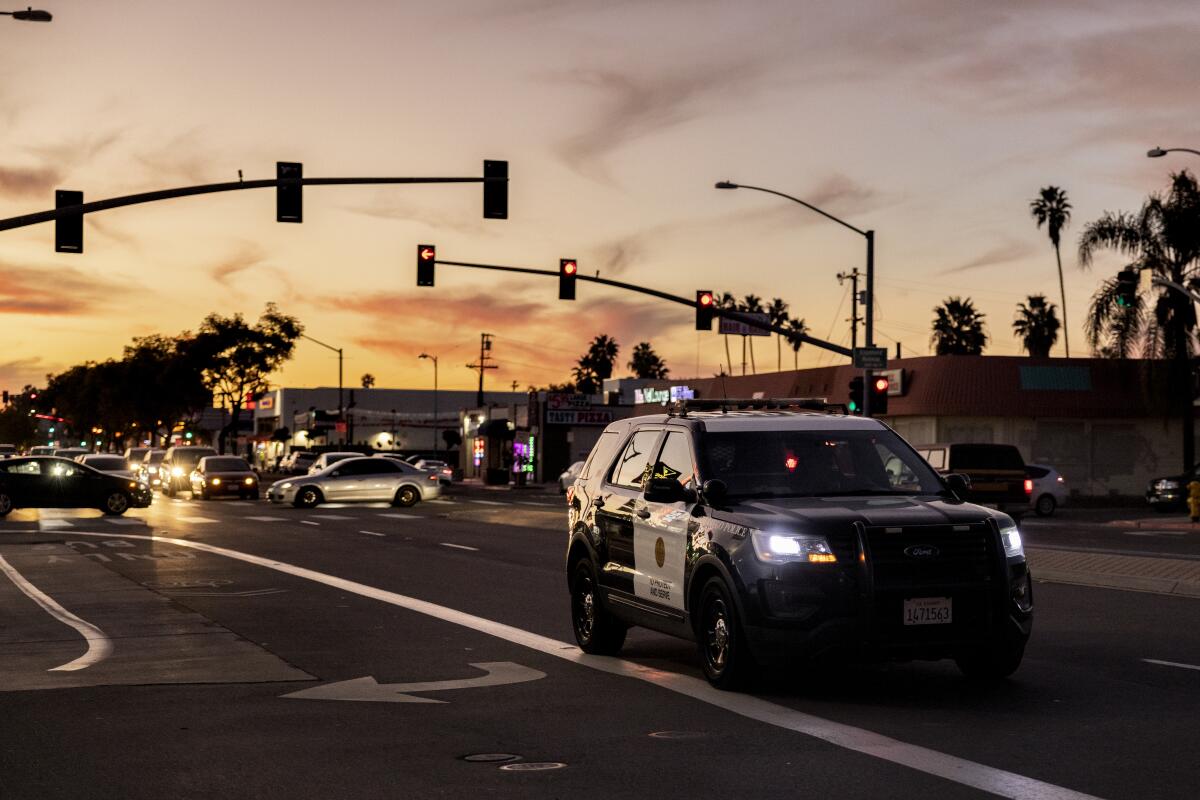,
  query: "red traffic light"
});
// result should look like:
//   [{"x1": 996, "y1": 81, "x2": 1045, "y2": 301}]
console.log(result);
[
  {"x1": 419, "y1": 247, "x2": 435, "y2": 262},
  {"x1": 417, "y1": 244, "x2": 436, "y2": 287},
  {"x1": 873, "y1": 377, "x2": 889, "y2": 393},
  {"x1": 698, "y1": 292, "x2": 714, "y2": 306},
  {"x1": 562, "y1": 260, "x2": 577, "y2": 275}
]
